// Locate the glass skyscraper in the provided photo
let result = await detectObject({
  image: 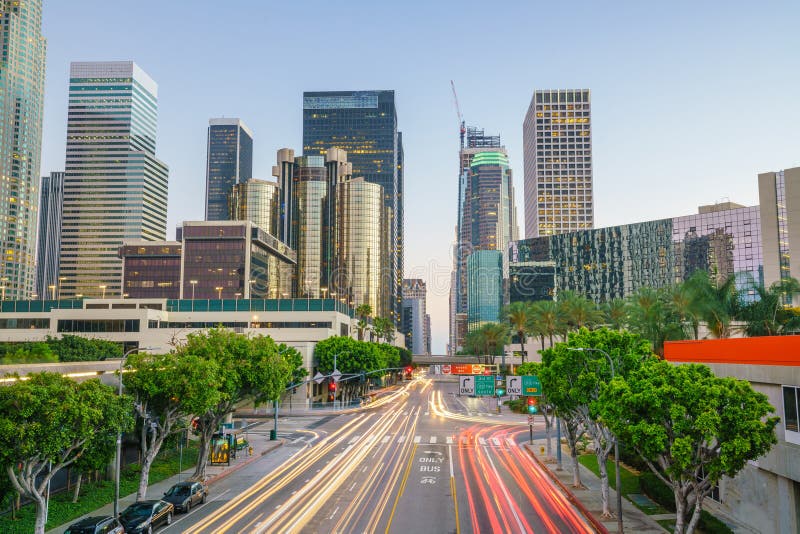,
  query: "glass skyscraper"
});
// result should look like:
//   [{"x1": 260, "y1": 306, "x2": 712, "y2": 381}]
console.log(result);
[
  {"x1": 523, "y1": 89, "x2": 593, "y2": 238},
  {"x1": 230, "y1": 179, "x2": 280, "y2": 236},
  {"x1": 205, "y1": 118, "x2": 253, "y2": 221},
  {"x1": 36, "y1": 172, "x2": 64, "y2": 298},
  {"x1": 467, "y1": 250, "x2": 504, "y2": 332},
  {"x1": 0, "y1": 0, "x2": 46, "y2": 299},
  {"x1": 59, "y1": 62, "x2": 169, "y2": 298},
  {"x1": 303, "y1": 90, "x2": 402, "y2": 323}
]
